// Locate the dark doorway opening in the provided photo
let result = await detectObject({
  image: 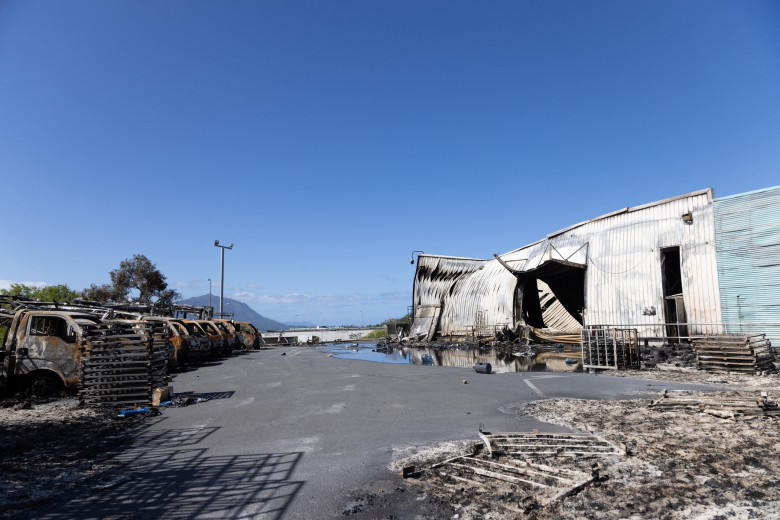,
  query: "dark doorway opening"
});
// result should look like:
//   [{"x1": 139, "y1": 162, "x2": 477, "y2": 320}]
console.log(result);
[
  {"x1": 661, "y1": 246, "x2": 687, "y2": 342},
  {"x1": 513, "y1": 263, "x2": 585, "y2": 330}
]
